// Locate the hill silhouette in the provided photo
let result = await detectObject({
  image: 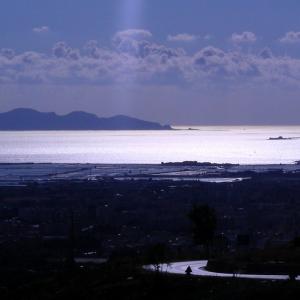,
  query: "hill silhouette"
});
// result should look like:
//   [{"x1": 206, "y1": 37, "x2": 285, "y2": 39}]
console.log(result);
[{"x1": 0, "y1": 109, "x2": 172, "y2": 130}]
